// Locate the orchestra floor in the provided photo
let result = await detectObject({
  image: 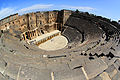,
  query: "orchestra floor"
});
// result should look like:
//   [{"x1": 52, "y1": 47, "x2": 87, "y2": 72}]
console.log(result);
[{"x1": 38, "y1": 35, "x2": 68, "y2": 51}]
